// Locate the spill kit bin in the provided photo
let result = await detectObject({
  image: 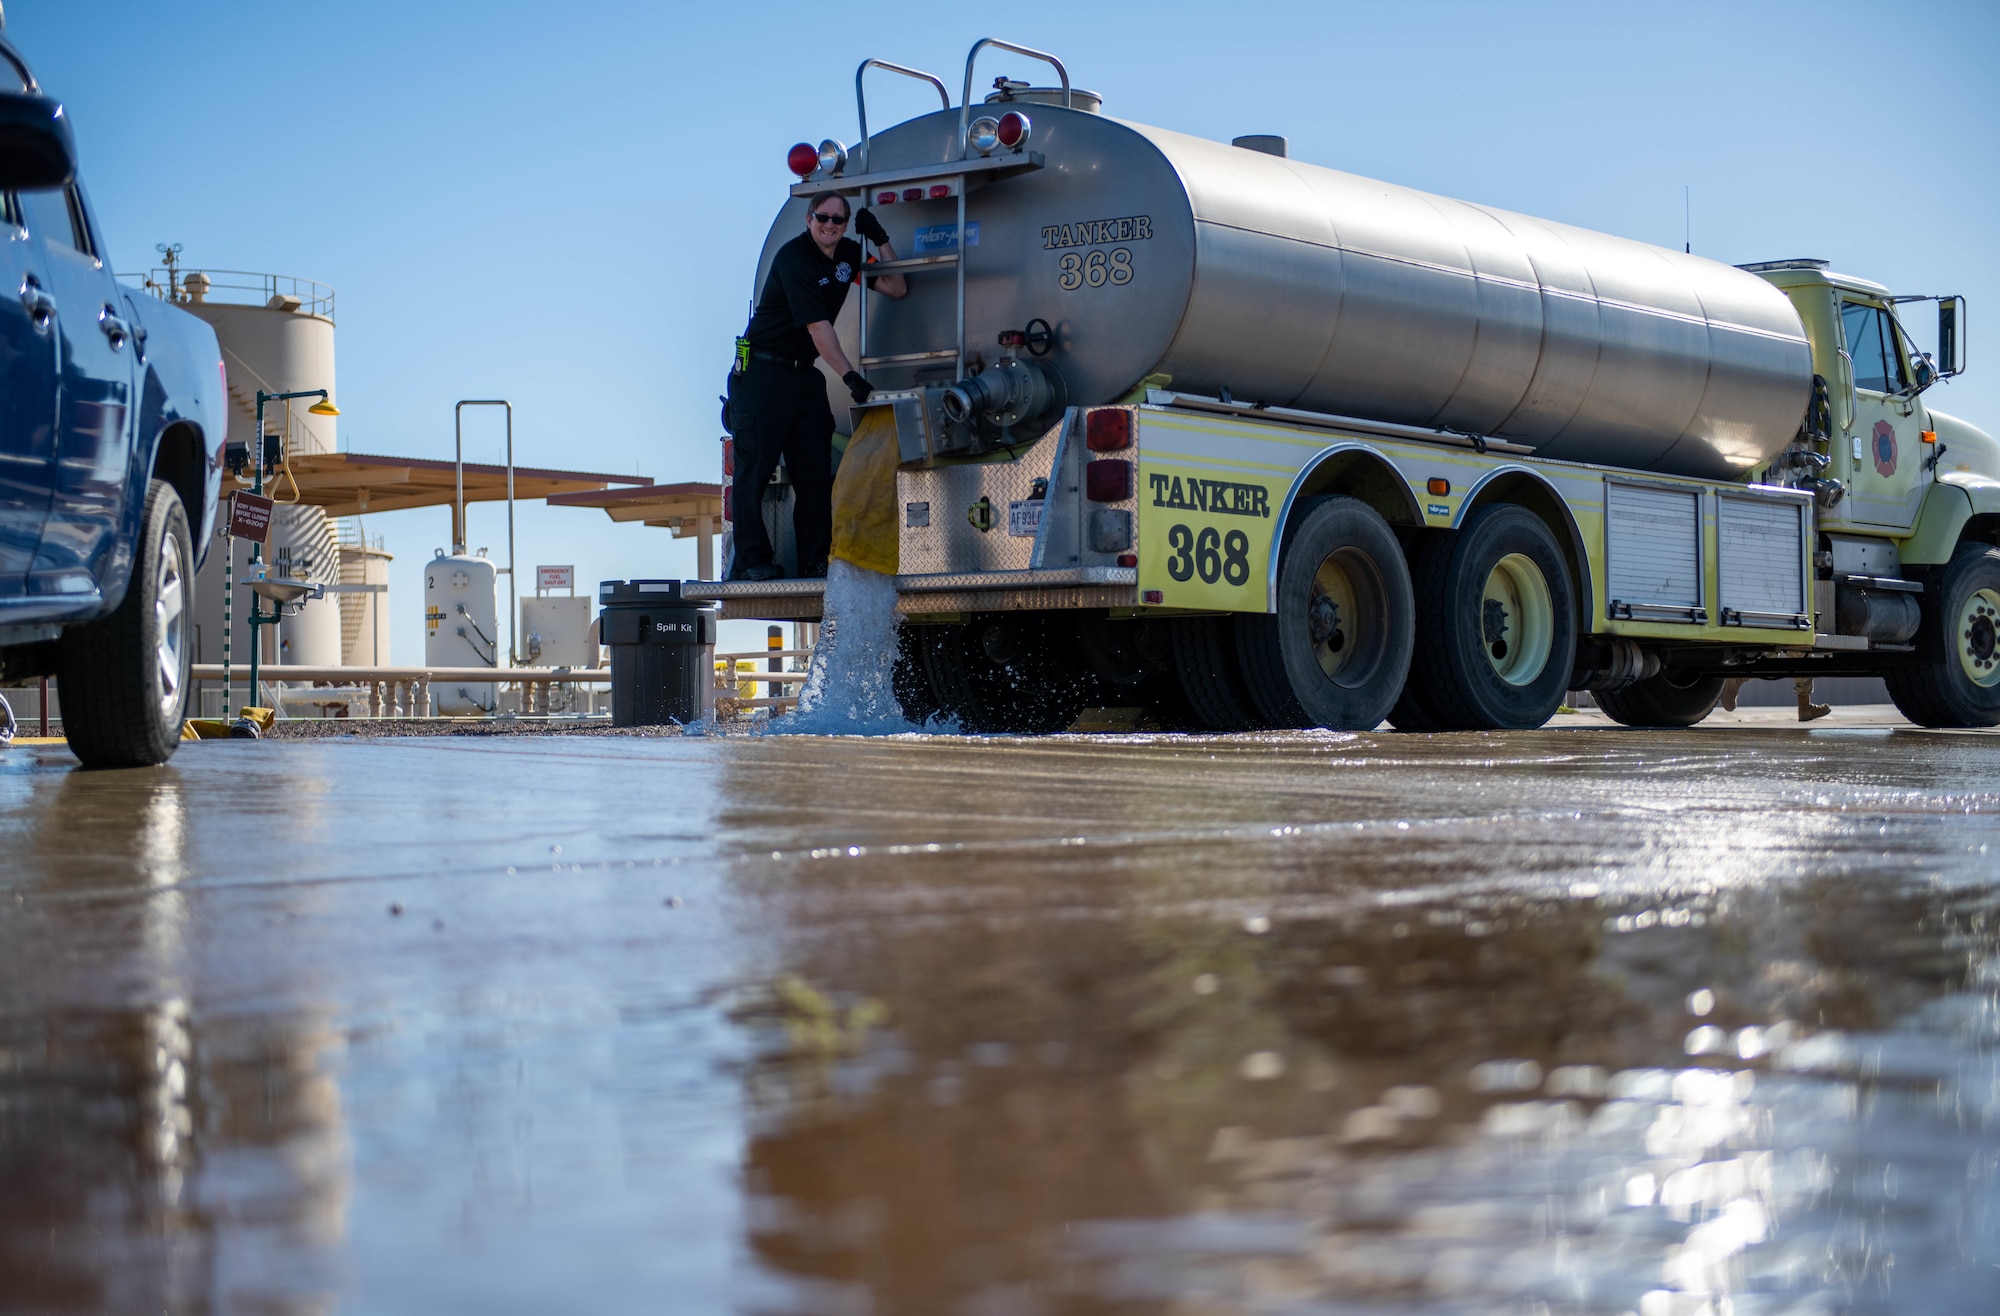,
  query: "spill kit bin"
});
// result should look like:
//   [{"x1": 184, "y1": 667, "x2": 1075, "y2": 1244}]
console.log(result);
[{"x1": 599, "y1": 580, "x2": 718, "y2": 726}]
